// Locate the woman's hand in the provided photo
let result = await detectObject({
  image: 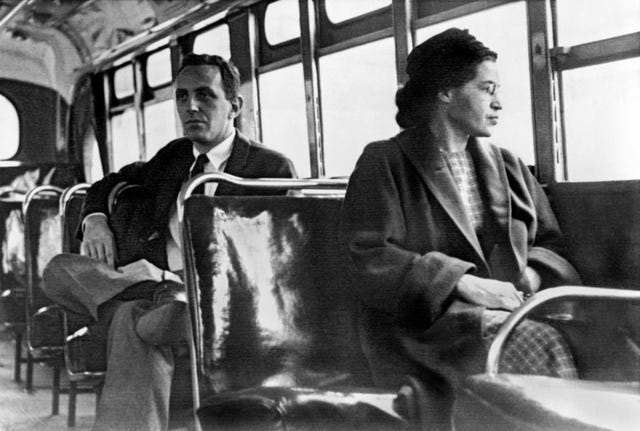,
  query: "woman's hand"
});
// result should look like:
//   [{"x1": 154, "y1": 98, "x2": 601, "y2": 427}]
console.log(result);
[{"x1": 454, "y1": 274, "x2": 524, "y2": 311}]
